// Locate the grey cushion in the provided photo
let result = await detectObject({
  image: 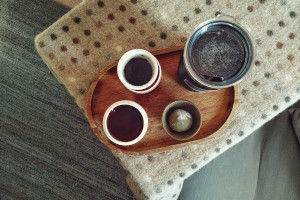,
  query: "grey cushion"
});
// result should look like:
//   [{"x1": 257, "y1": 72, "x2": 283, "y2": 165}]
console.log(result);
[
  {"x1": 179, "y1": 102, "x2": 300, "y2": 200},
  {"x1": 0, "y1": 0, "x2": 134, "y2": 199}
]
